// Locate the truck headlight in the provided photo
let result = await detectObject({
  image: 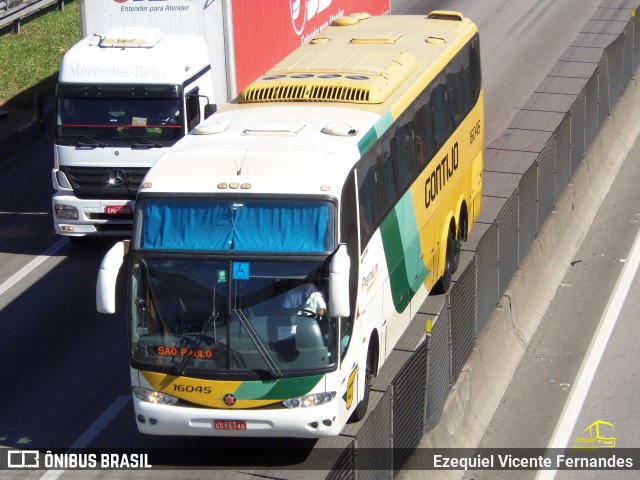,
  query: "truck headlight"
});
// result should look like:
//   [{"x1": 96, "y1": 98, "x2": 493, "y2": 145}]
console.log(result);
[
  {"x1": 283, "y1": 391, "x2": 336, "y2": 408},
  {"x1": 54, "y1": 204, "x2": 78, "y2": 220},
  {"x1": 132, "y1": 387, "x2": 178, "y2": 405}
]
